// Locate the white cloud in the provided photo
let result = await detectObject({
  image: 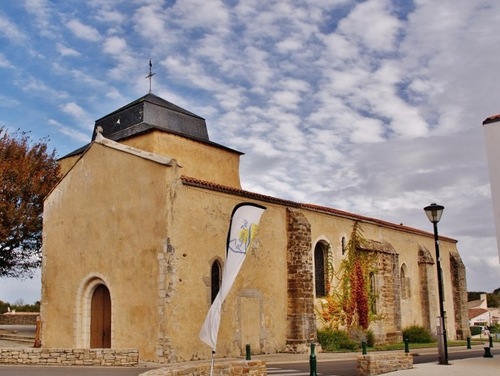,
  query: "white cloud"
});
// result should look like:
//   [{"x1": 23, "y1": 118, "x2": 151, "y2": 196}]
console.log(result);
[
  {"x1": 19, "y1": 77, "x2": 68, "y2": 99},
  {"x1": 94, "y1": 8, "x2": 126, "y2": 25},
  {"x1": 48, "y1": 119, "x2": 89, "y2": 143},
  {"x1": 169, "y1": 0, "x2": 230, "y2": 32},
  {"x1": 60, "y1": 102, "x2": 85, "y2": 118},
  {"x1": 0, "y1": 14, "x2": 28, "y2": 42},
  {"x1": 0, "y1": 53, "x2": 13, "y2": 68},
  {"x1": 103, "y1": 36, "x2": 127, "y2": 55},
  {"x1": 56, "y1": 43, "x2": 80, "y2": 57},
  {"x1": 24, "y1": 0, "x2": 54, "y2": 37},
  {"x1": 66, "y1": 19, "x2": 101, "y2": 41},
  {"x1": 336, "y1": 0, "x2": 402, "y2": 52}
]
